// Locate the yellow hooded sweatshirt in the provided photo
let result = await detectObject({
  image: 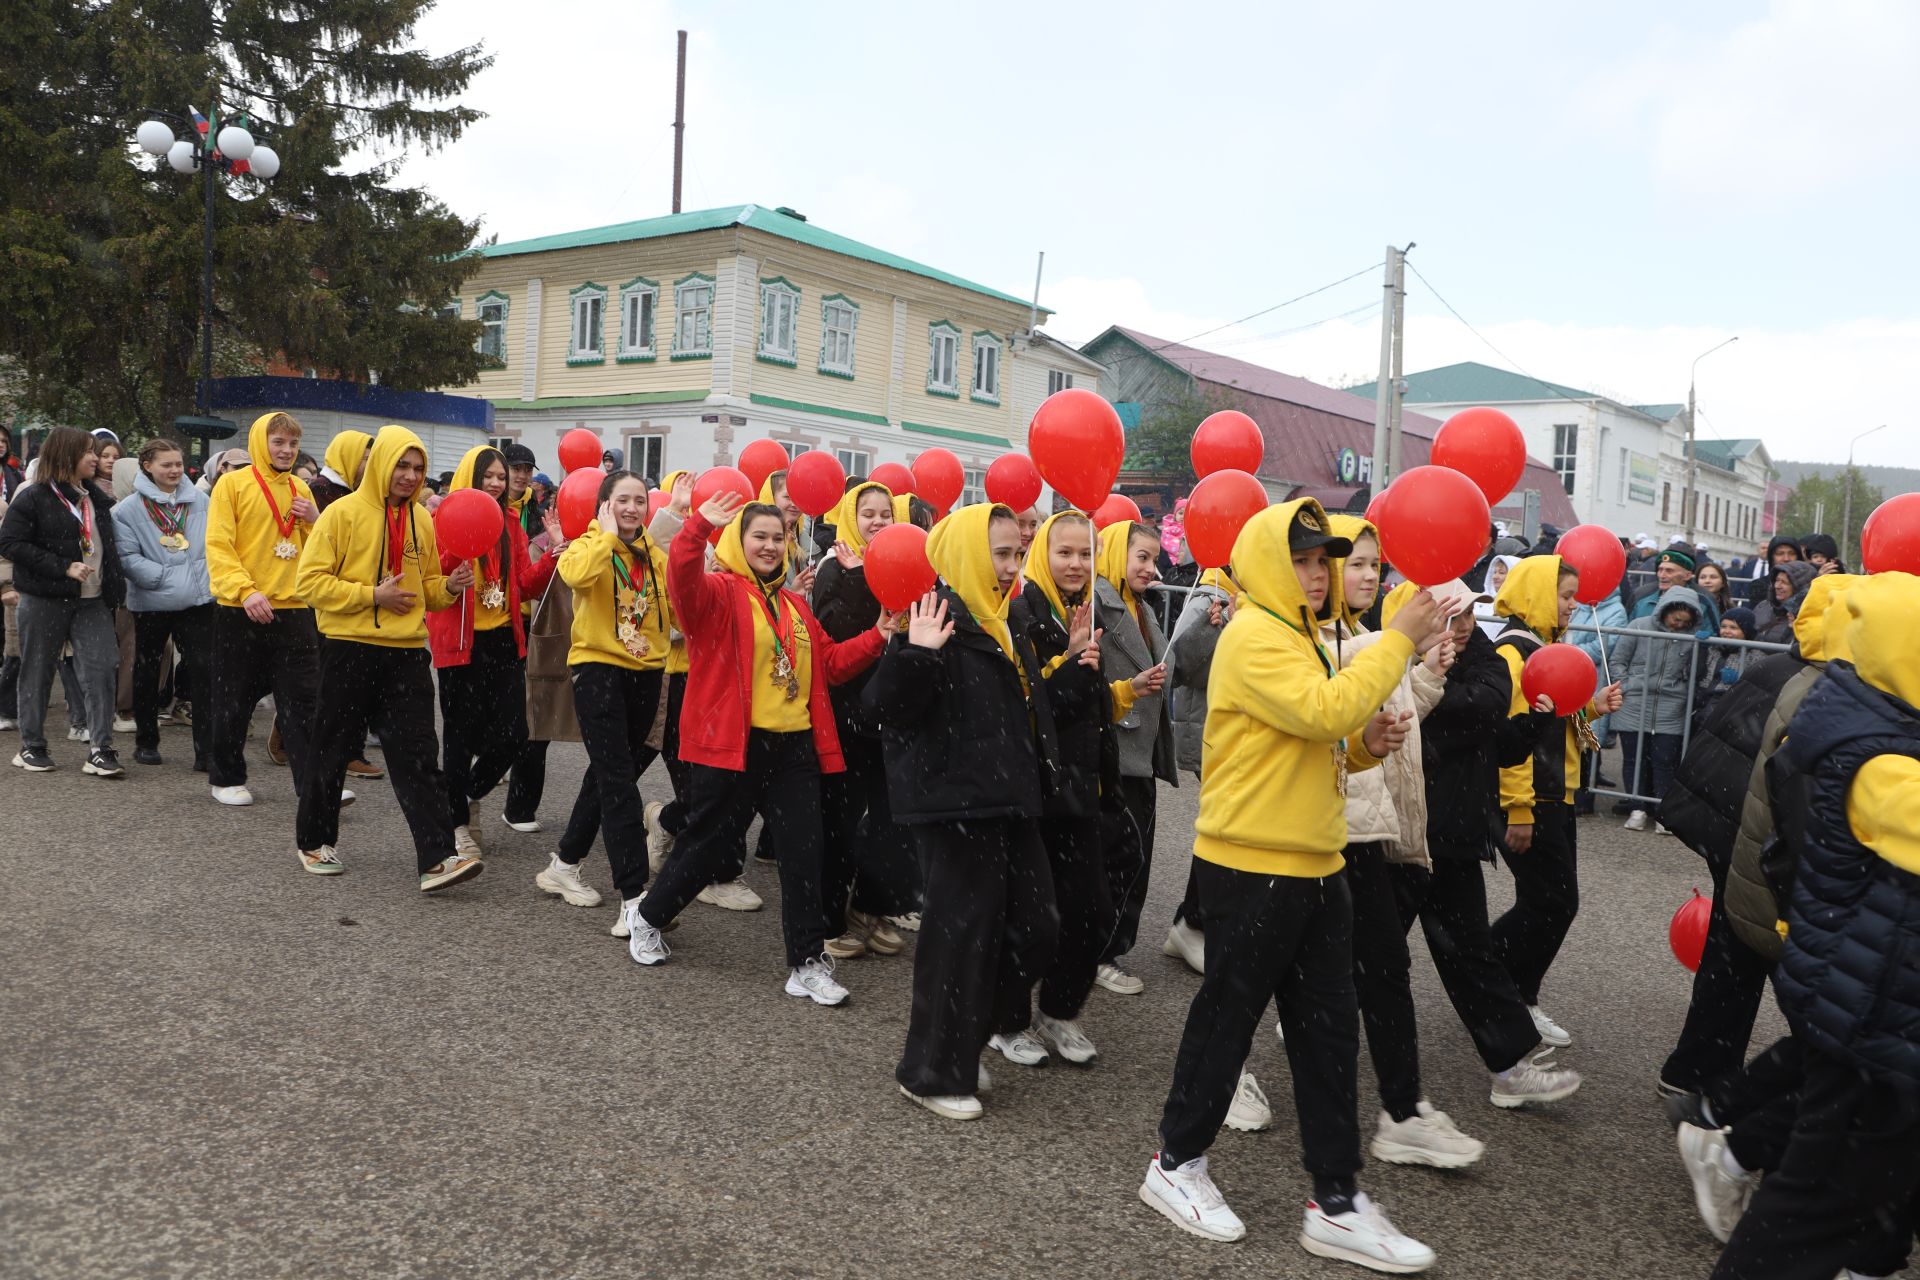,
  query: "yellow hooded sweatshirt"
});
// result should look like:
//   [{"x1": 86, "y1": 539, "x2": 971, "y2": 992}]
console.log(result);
[
  {"x1": 1192, "y1": 499, "x2": 1409, "y2": 877},
  {"x1": 1491, "y1": 555, "x2": 1592, "y2": 822},
  {"x1": 558, "y1": 500, "x2": 671, "y2": 672},
  {"x1": 1839, "y1": 571, "x2": 1920, "y2": 874},
  {"x1": 207, "y1": 412, "x2": 317, "y2": 609},
  {"x1": 1794, "y1": 573, "x2": 1858, "y2": 663},
  {"x1": 716, "y1": 505, "x2": 812, "y2": 731},
  {"x1": 892, "y1": 493, "x2": 917, "y2": 528},
  {"x1": 823, "y1": 481, "x2": 894, "y2": 556},
  {"x1": 447, "y1": 445, "x2": 517, "y2": 633},
  {"x1": 926, "y1": 502, "x2": 1021, "y2": 673},
  {"x1": 321, "y1": 430, "x2": 372, "y2": 493},
  {"x1": 295, "y1": 425, "x2": 458, "y2": 647}
]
